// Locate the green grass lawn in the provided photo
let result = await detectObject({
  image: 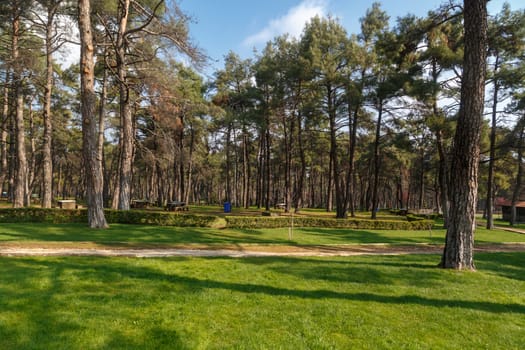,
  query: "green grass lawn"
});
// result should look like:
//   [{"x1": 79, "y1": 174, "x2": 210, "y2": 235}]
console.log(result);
[
  {"x1": 0, "y1": 222, "x2": 524, "y2": 247},
  {"x1": 1, "y1": 253, "x2": 524, "y2": 349}
]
